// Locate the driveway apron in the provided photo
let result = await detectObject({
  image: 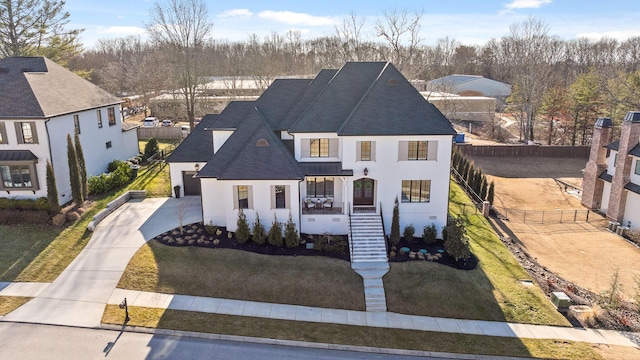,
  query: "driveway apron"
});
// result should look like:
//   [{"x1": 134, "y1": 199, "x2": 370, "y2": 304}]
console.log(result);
[{"x1": 3, "y1": 196, "x2": 202, "y2": 328}]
